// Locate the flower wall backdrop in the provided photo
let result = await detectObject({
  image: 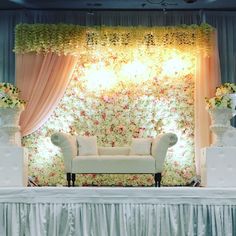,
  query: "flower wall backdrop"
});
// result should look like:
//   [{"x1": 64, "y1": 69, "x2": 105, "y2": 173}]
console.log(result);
[{"x1": 22, "y1": 47, "x2": 196, "y2": 186}]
